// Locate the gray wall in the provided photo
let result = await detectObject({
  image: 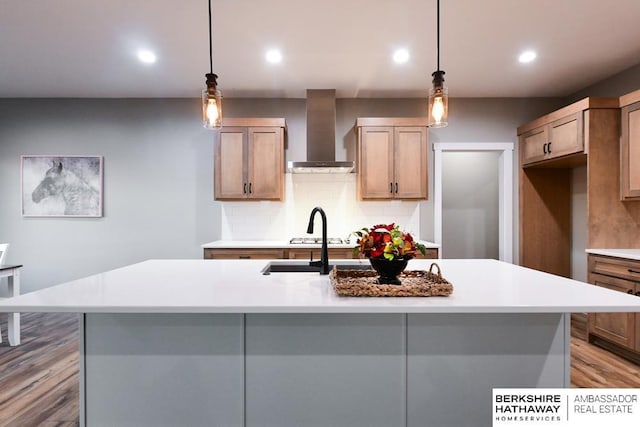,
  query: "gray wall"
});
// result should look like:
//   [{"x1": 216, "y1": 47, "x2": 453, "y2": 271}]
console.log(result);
[
  {"x1": 0, "y1": 96, "x2": 579, "y2": 292},
  {"x1": 0, "y1": 99, "x2": 219, "y2": 292},
  {"x1": 567, "y1": 62, "x2": 640, "y2": 101}
]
